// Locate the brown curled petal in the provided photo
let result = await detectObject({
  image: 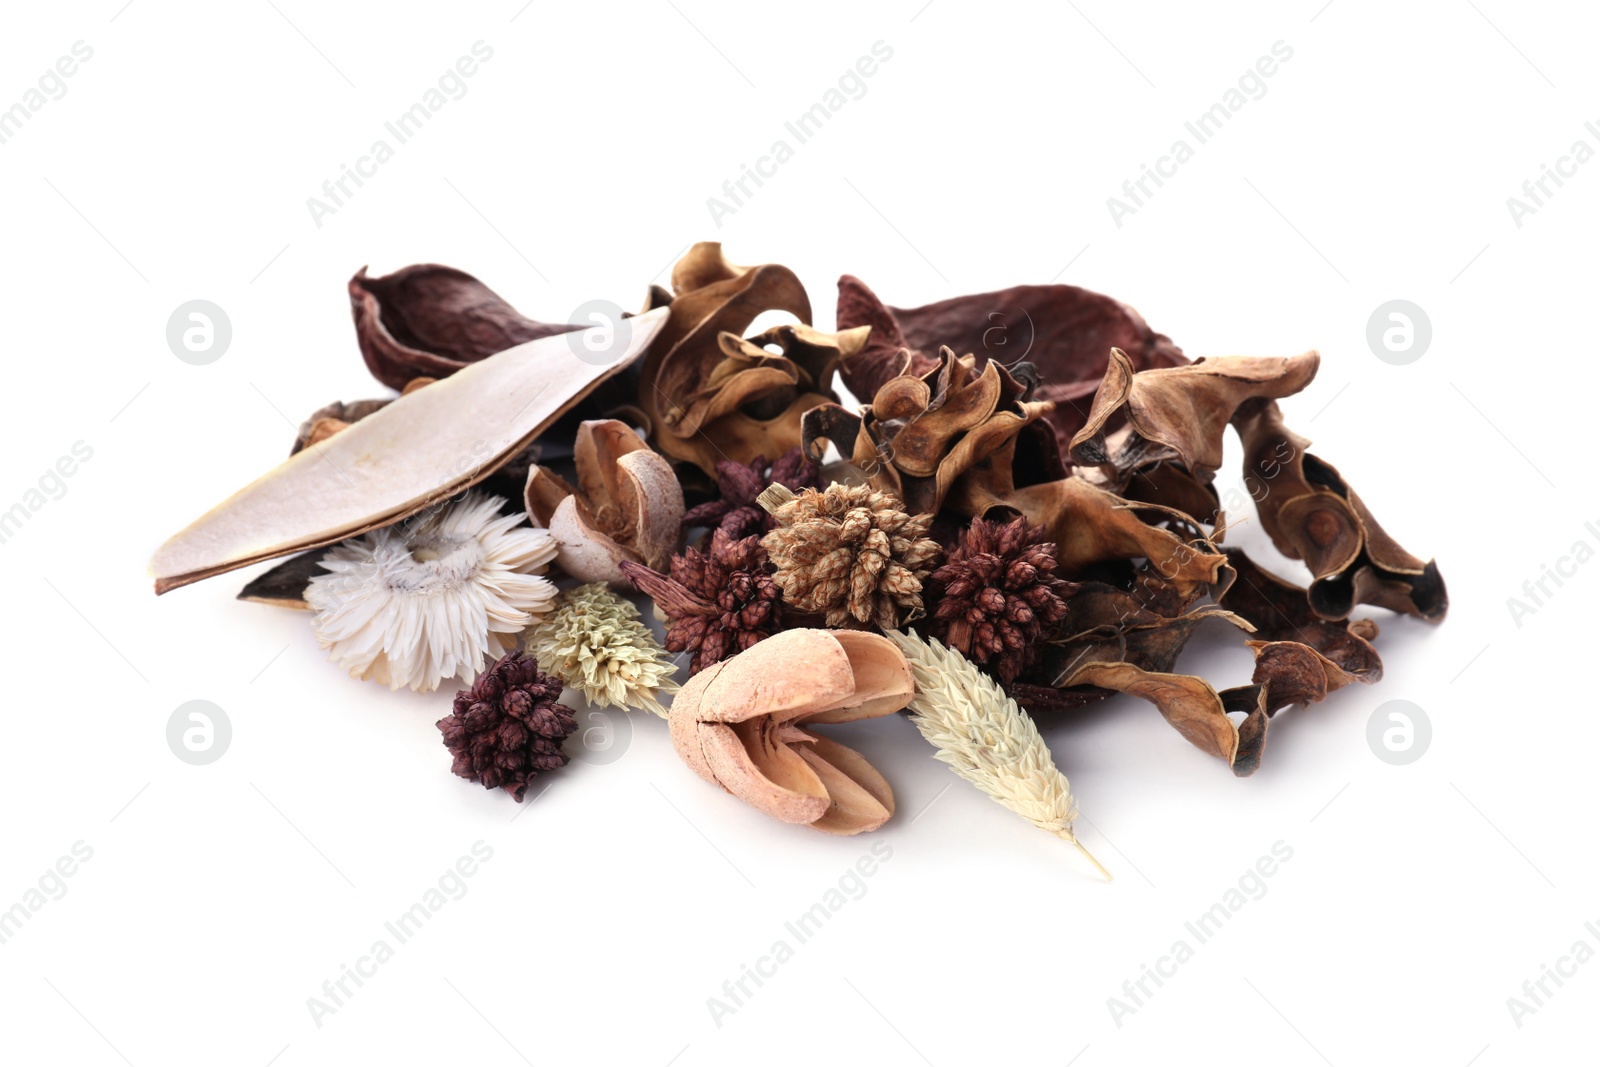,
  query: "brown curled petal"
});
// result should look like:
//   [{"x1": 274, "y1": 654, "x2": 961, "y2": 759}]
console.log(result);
[
  {"x1": 1062, "y1": 660, "x2": 1239, "y2": 766},
  {"x1": 1217, "y1": 548, "x2": 1383, "y2": 680},
  {"x1": 835, "y1": 274, "x2": 1185, "y2": 452},
  {"x1": 1121, "y1": 462, "x2": 1225, "y2": 531},
  {"x1": 1070, "y1": 349, "x2": 1321, "y2": 485},
  {"x1": 1246, "y1": 639, "x2": 1368, "y2": 711},
  {"x1": 642, "y1": 243, "x2": 868, "y2": 474},
  {"x1": 848, "y1": 348, "x2": 1055, "y2": 515},
  {"x1": 801, "y1": 403, "x2": 865, "y2": 467},
  {"x1": 349, "y1": 264, "x2": 582, "y2": 390},
  {"x1": 993, "y1": 477, "x2": 1229, "y2": 604},
  {"x1": 1220, "y1": 685, "x2": 1271, "y2": 777},
  {"x1": 1233, "y1": 399, "x2": 1446, "y2": 621},
  {"x1": 835, "y1": 274, "x2": 938, "y2": 398}
]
